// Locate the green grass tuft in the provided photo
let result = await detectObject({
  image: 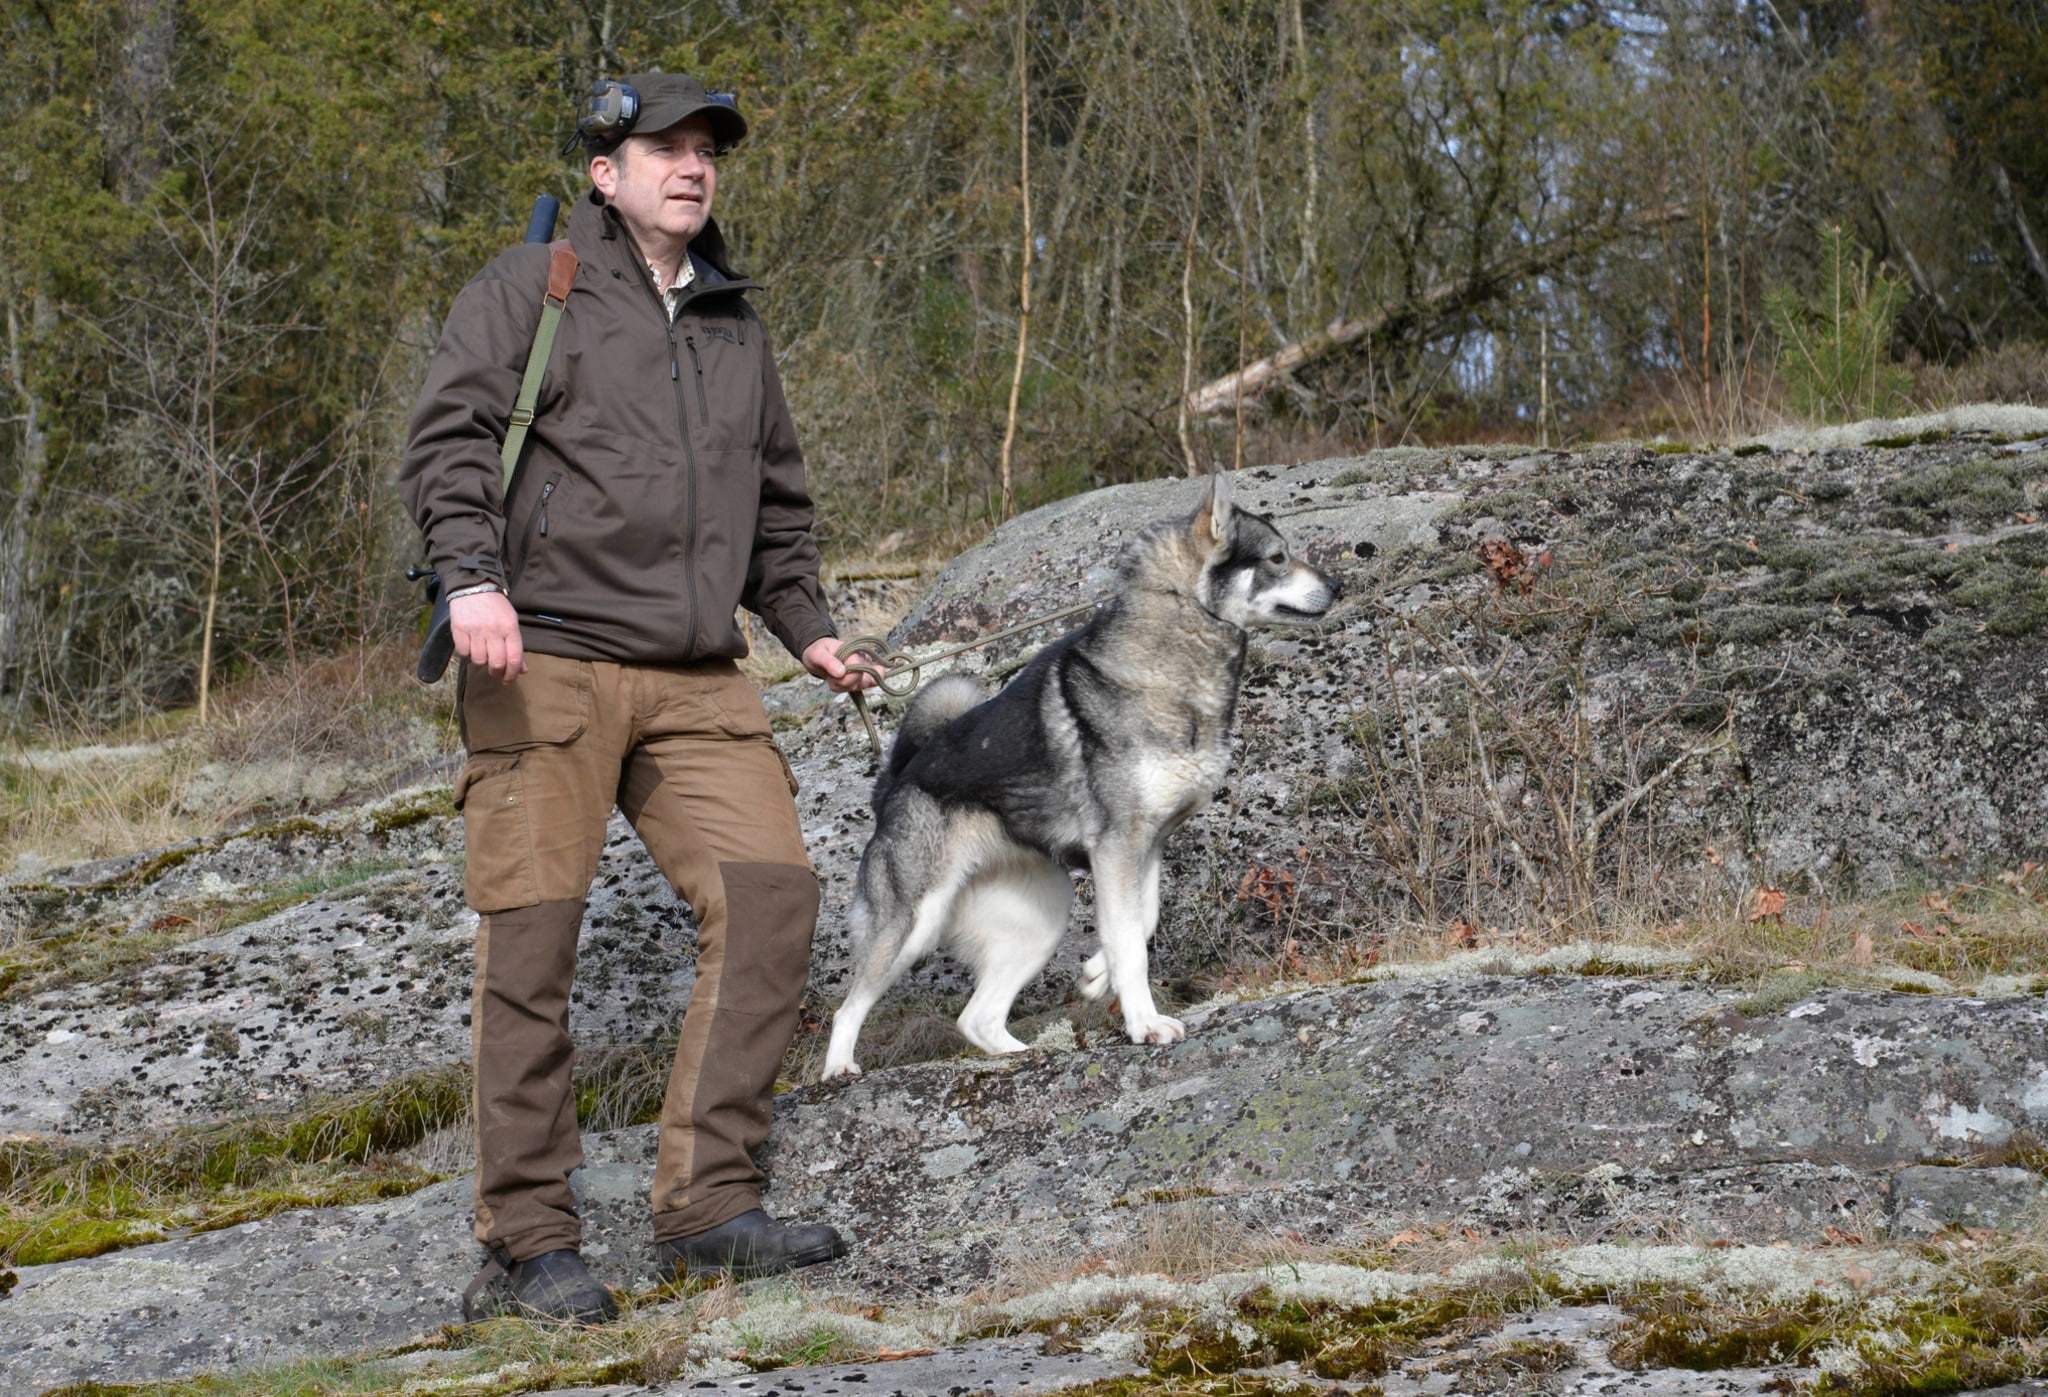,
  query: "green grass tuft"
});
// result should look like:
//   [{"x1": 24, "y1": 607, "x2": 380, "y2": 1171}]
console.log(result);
[{"x1": 0, "y1": 1067, "x2": 469, "y2": 1266}]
